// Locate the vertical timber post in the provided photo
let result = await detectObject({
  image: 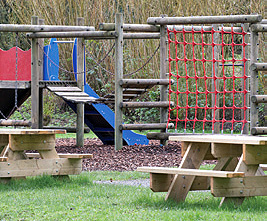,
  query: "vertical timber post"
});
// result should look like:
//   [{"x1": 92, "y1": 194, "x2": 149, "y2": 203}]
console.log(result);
[
  {"x1": 115, "y1": 13, "x2": 123, "y2": 150},
  {"x1": 76, "y1": 17, "x2": 85, "y2": 147},
  {"x1": 160, "y1": 16, "x2": 168, "y2": 145},
  {"x1": 212, "y1": 24, "x2": 220, "y2": 134},
  {"x1": 242, "y1": 23, "x2": 250, "y2": 134},
  {"x1": 250, "y1": 27, "x2": 259, "y2": 131},
  {"x1": 31, "y1": 16, "x2": 39, "y2": 129},
  {"x1": 38, "y1": 18, "x2": 44, "y2": 129}
]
